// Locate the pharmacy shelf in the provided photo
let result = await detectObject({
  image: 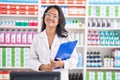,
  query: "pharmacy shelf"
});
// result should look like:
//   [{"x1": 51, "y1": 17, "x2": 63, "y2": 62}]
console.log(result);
[
  {"x1": 87, "y1": 46, "x2": 120, "y2": 48},
  {"x1": 69, "y1": 67, "x2": 84, "y2": 70},
  {"x1": 86, "y1": 2, "x2": 120, "y2": 80},
  {"x1": 87, "y1": 67, "x2": 120, "y2": 70},
  {"x1": 0, "y1": 26, "x2": 38, "y2": 29},
  {"x1": 0, "y1": 14, "x2": 38, "y2": 17},
  {"x1": 65, "y1": 16, "x2": 86, "y2": 18},
  {"x1": 41, "y1": 4, "x2": 86, "y2": 6},
  {"x1": 66, "y1": 27, "x2": 85, "y2": 30},
  {"x1": 88, "y1": 4, "x2": 120, "y2": 6},
  {"x1": 0, "y1": 44, "x2": 31, "y2": 47},
  {"x1": 88, "y1": 16, "x2": 120, "y2": 18},
  {"x1": 67, "y1": 28, "x2": 85, "y2": 31},
  {"x1": 0, "y1": 2, "x2": 38, "y2": 49},
  {"x1": 0, "y1": 67, "x2": 34, "y2": 71},
  {"x1": 0, "y1": 2, "x2": 38, "y2": 5},
  {"x1": 87, "y1": 28, "x2": 120, "y2": 30}
]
